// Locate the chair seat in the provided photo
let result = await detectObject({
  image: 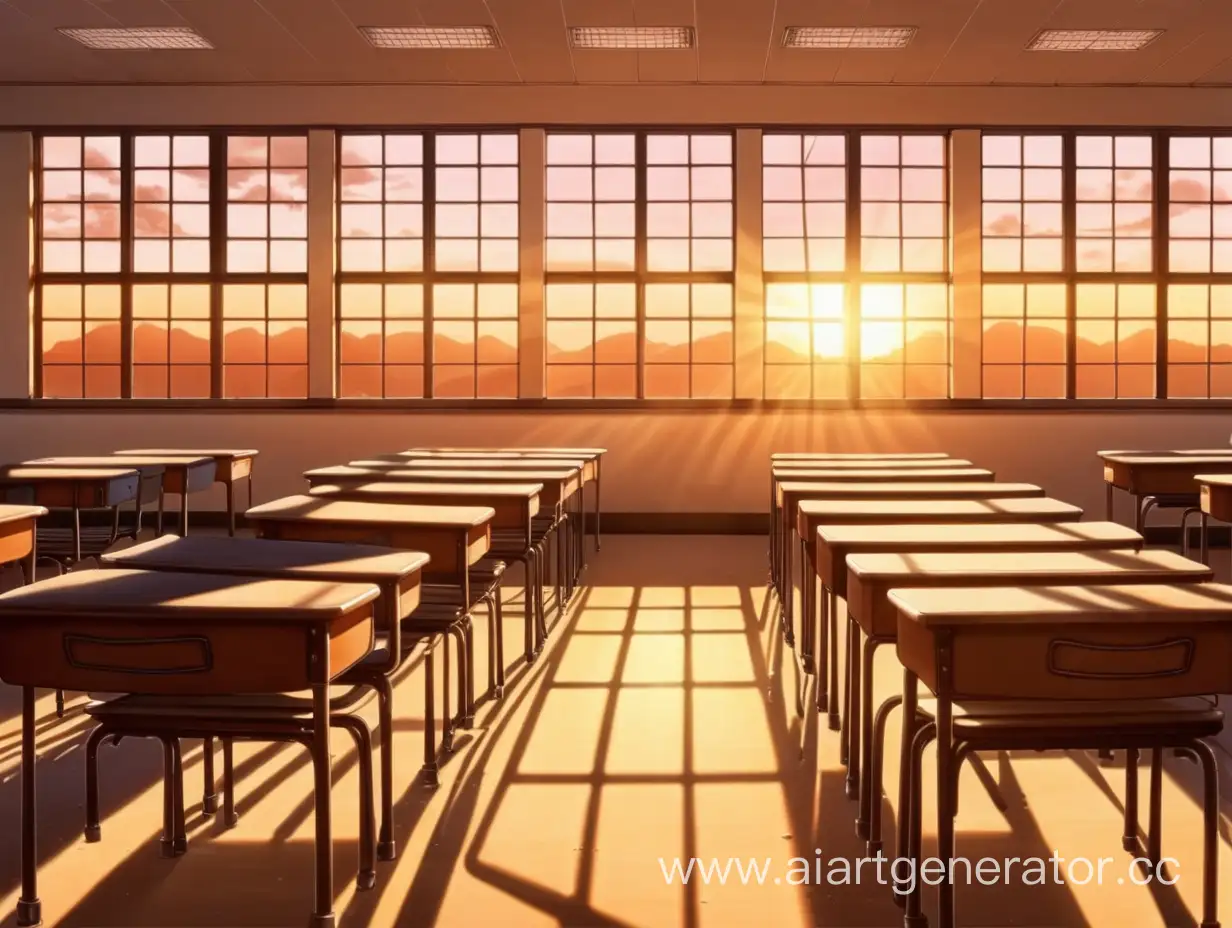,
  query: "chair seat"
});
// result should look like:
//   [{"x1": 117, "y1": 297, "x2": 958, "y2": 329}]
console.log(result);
[
  {"x1": 917, "y1": 697, "x2": 1223, "y2": 742},
  {"x1": 86, "y1": 692, "x2": 329, "y2": 723},
  {"x1": 403, "y1": 603, "x2": 467, "y2": 633},
  {"x1": 37, "y1": 525, "x2": 123, "y2": 557}
]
